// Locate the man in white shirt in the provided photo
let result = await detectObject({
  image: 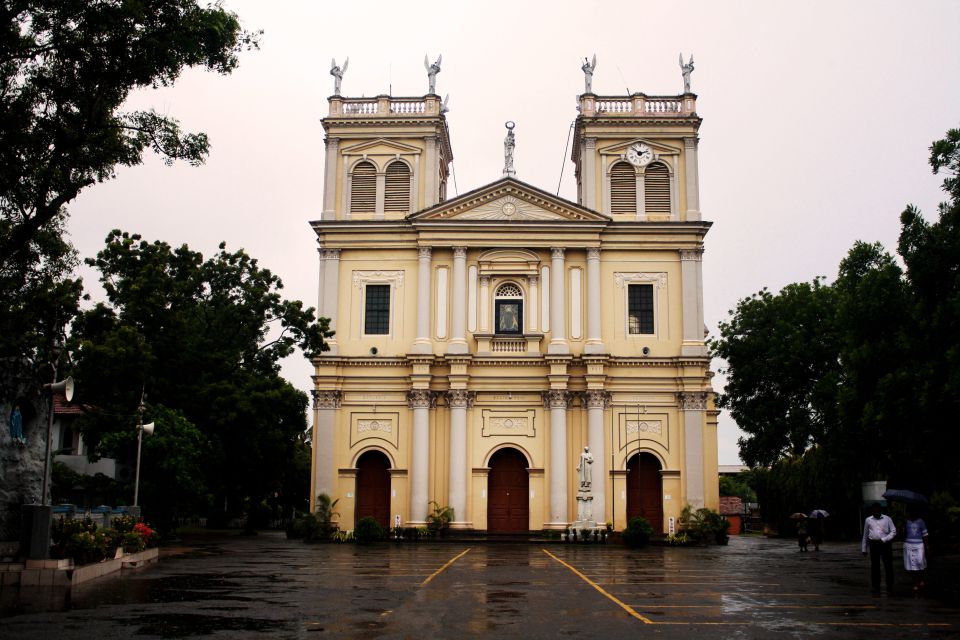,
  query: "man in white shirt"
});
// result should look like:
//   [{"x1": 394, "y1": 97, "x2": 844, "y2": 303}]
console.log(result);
[{"x1": 862, "y1": 502, "x2": 897, "y2": 594}]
